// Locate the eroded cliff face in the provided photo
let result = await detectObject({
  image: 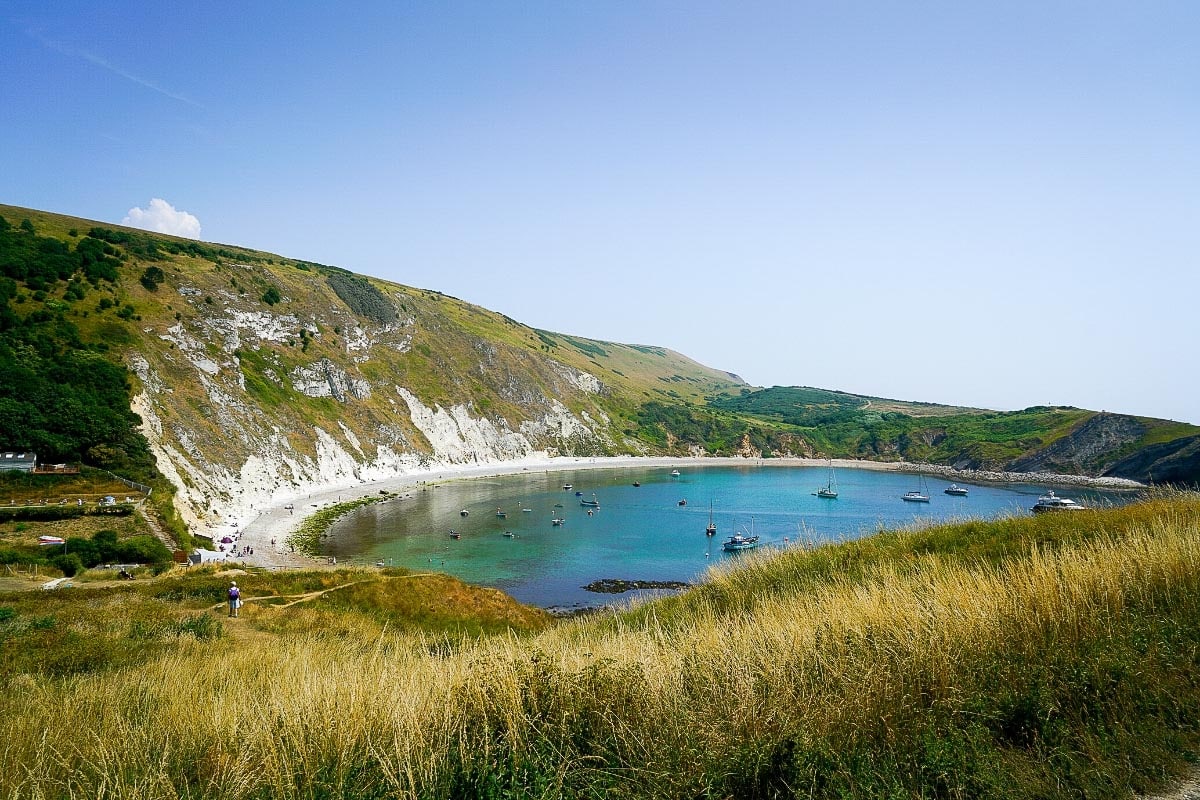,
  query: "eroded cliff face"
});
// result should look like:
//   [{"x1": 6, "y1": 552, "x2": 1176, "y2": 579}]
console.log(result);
[
  {"x1": 1004, "y1": 413, "x2": 1152, "y2": 478},
  {"x1": 127, "y1": 270, "x2": 629, "y2": 532}
]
